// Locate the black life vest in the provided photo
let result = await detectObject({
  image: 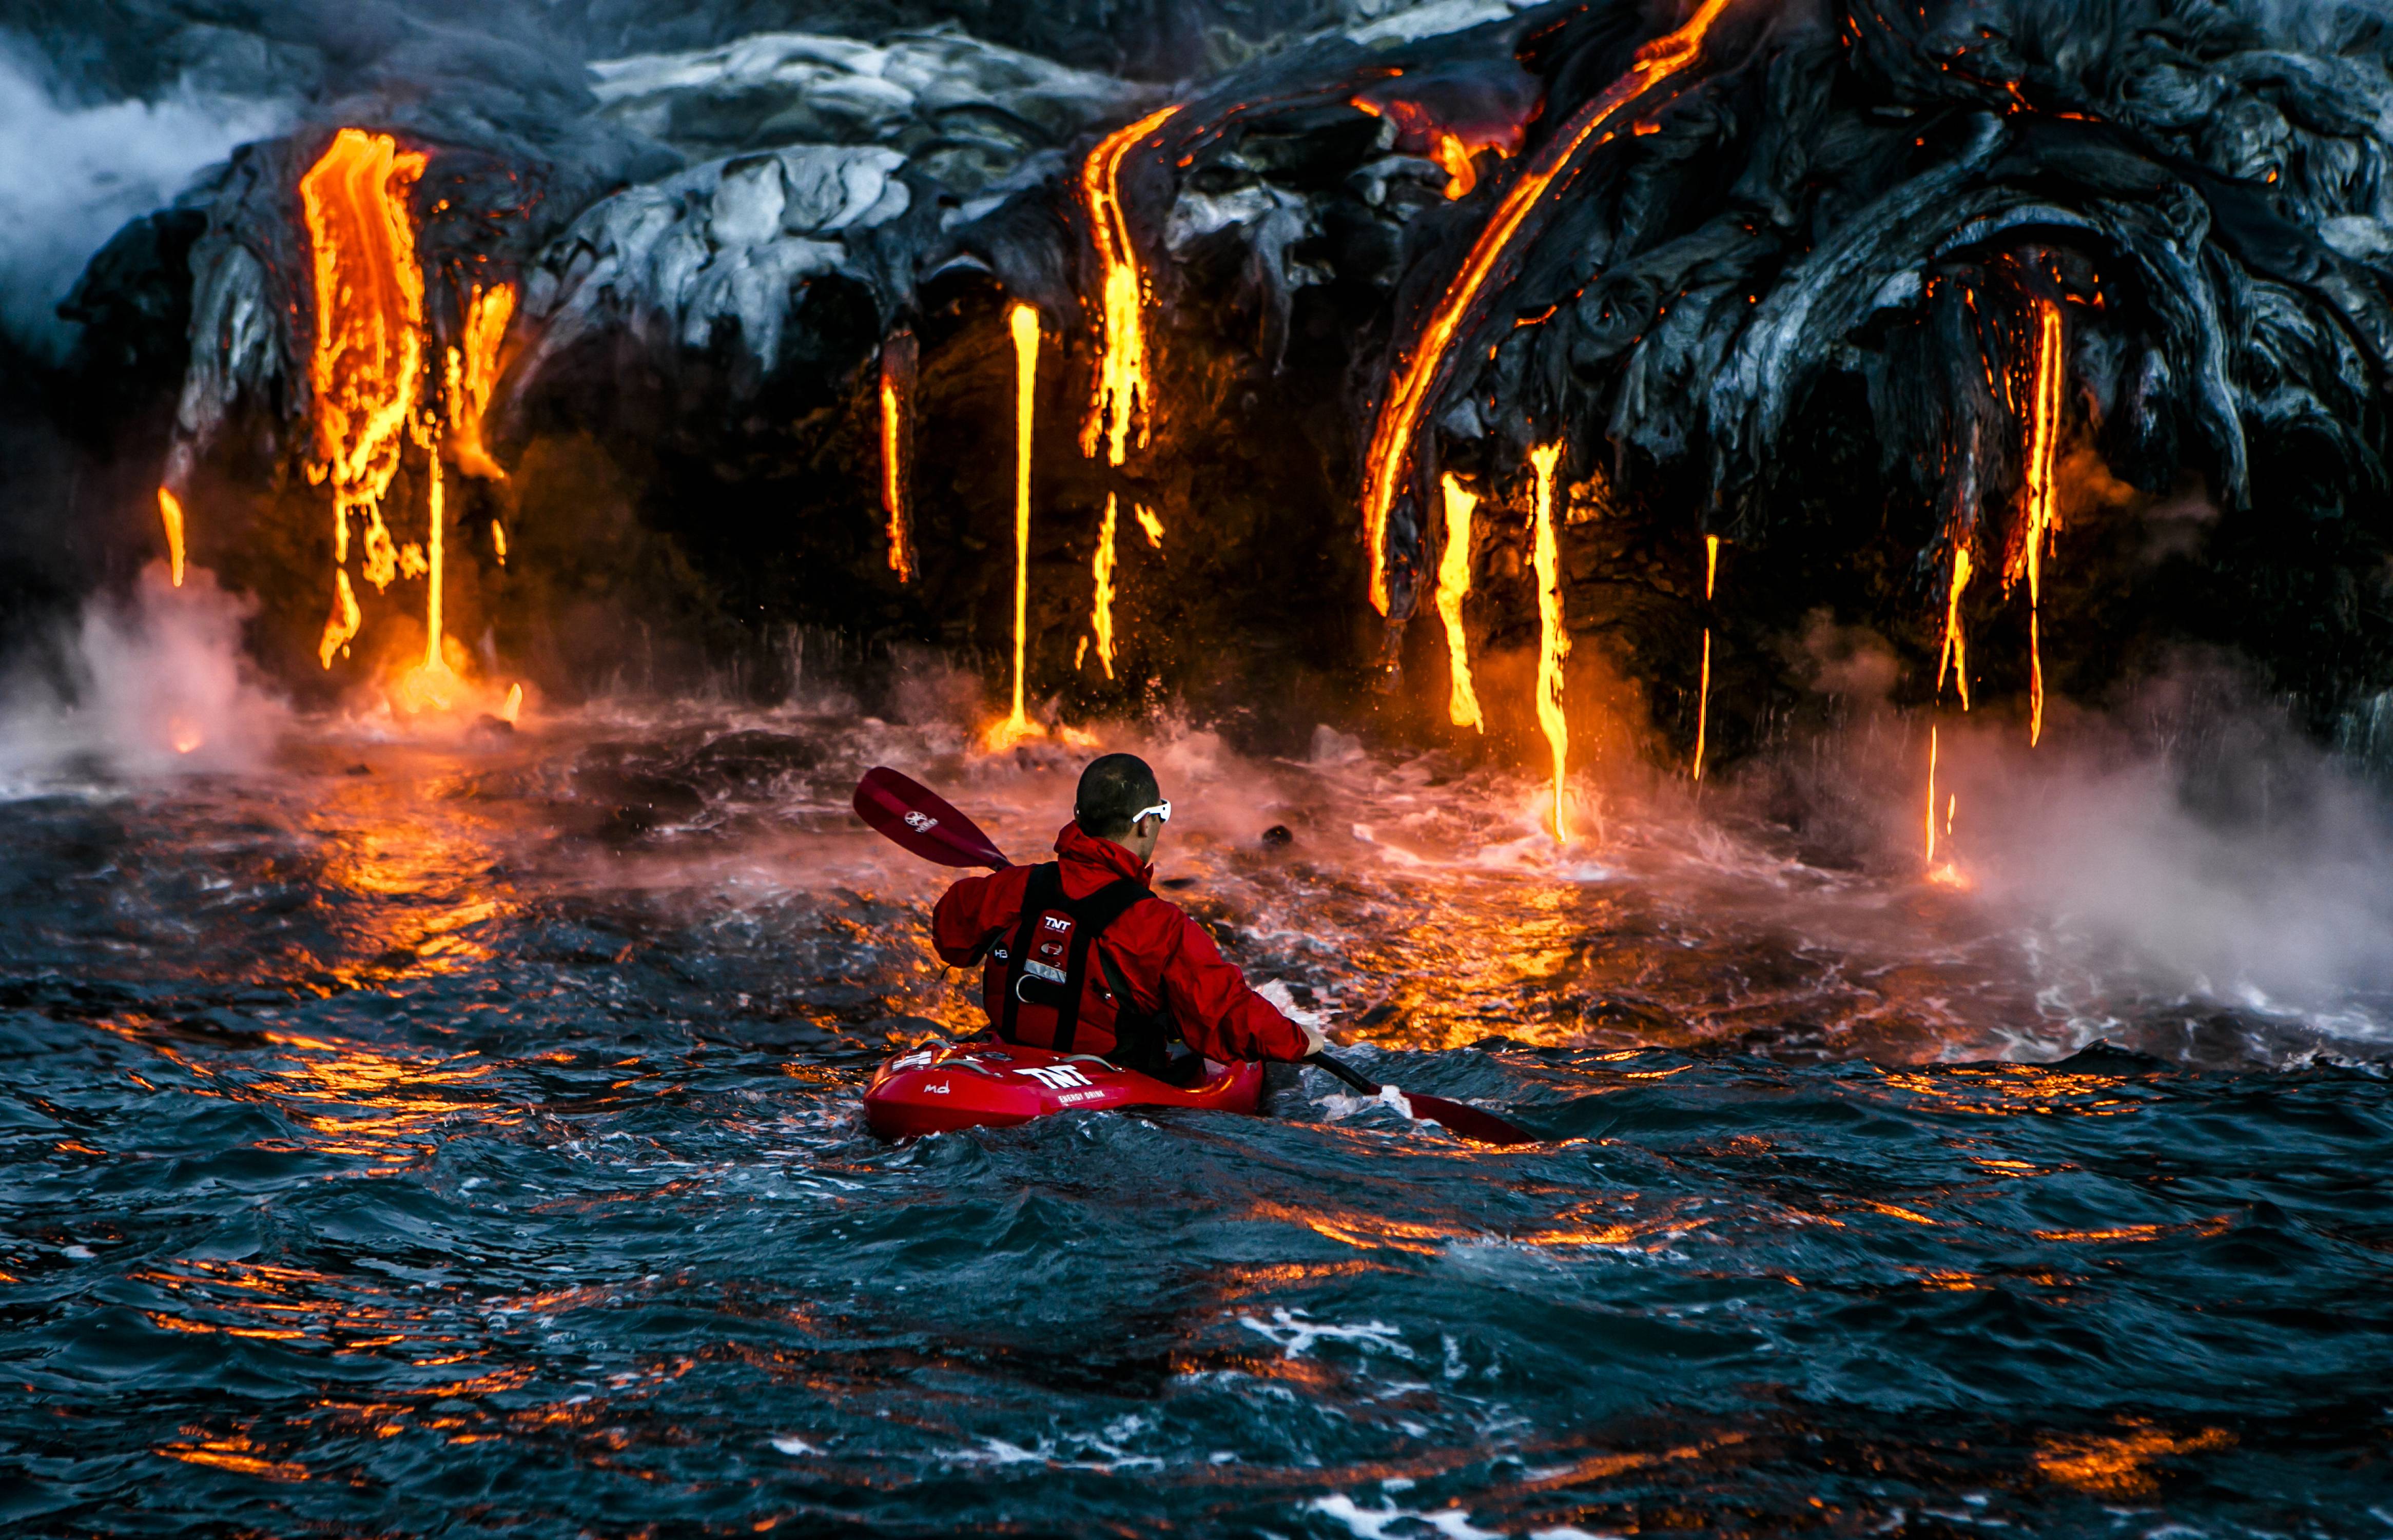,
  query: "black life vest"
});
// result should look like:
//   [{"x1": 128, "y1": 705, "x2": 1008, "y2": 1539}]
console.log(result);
[{"x1": 983, "y1": 862, "x2": 1174, "y2": 1073}]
